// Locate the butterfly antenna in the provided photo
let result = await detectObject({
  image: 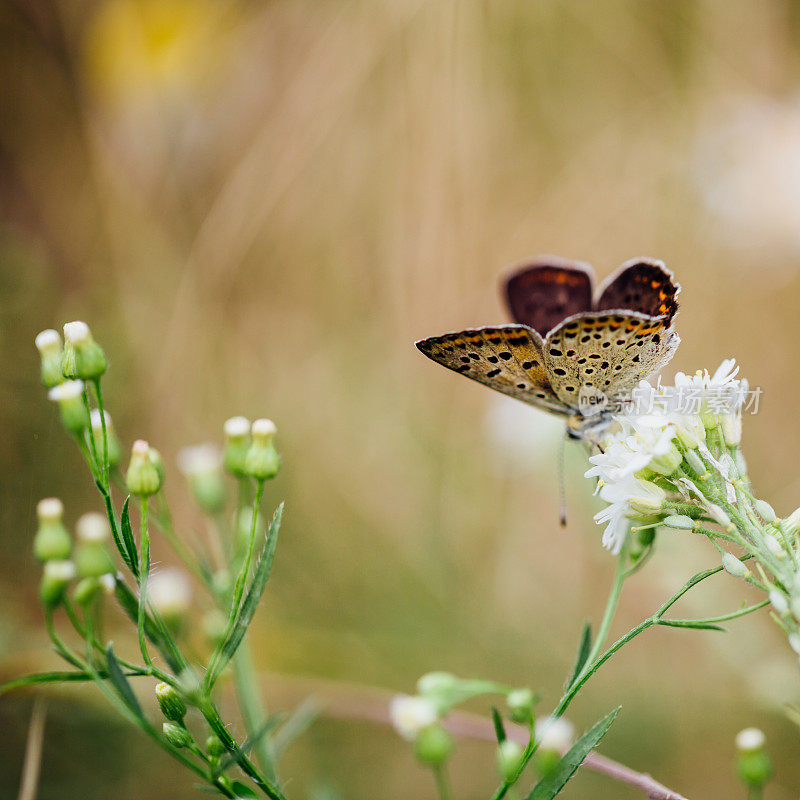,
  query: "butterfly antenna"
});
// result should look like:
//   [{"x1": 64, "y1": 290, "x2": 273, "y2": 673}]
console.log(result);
[{"x1": 558, "y1": 425, "x2": 569, "y2": 527}]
